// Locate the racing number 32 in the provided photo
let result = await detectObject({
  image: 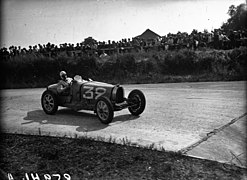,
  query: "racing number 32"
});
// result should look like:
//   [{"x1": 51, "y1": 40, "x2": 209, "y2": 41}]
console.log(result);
[{"x1": 83, "y1": 86, "x2": 106, "y2": 100}]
